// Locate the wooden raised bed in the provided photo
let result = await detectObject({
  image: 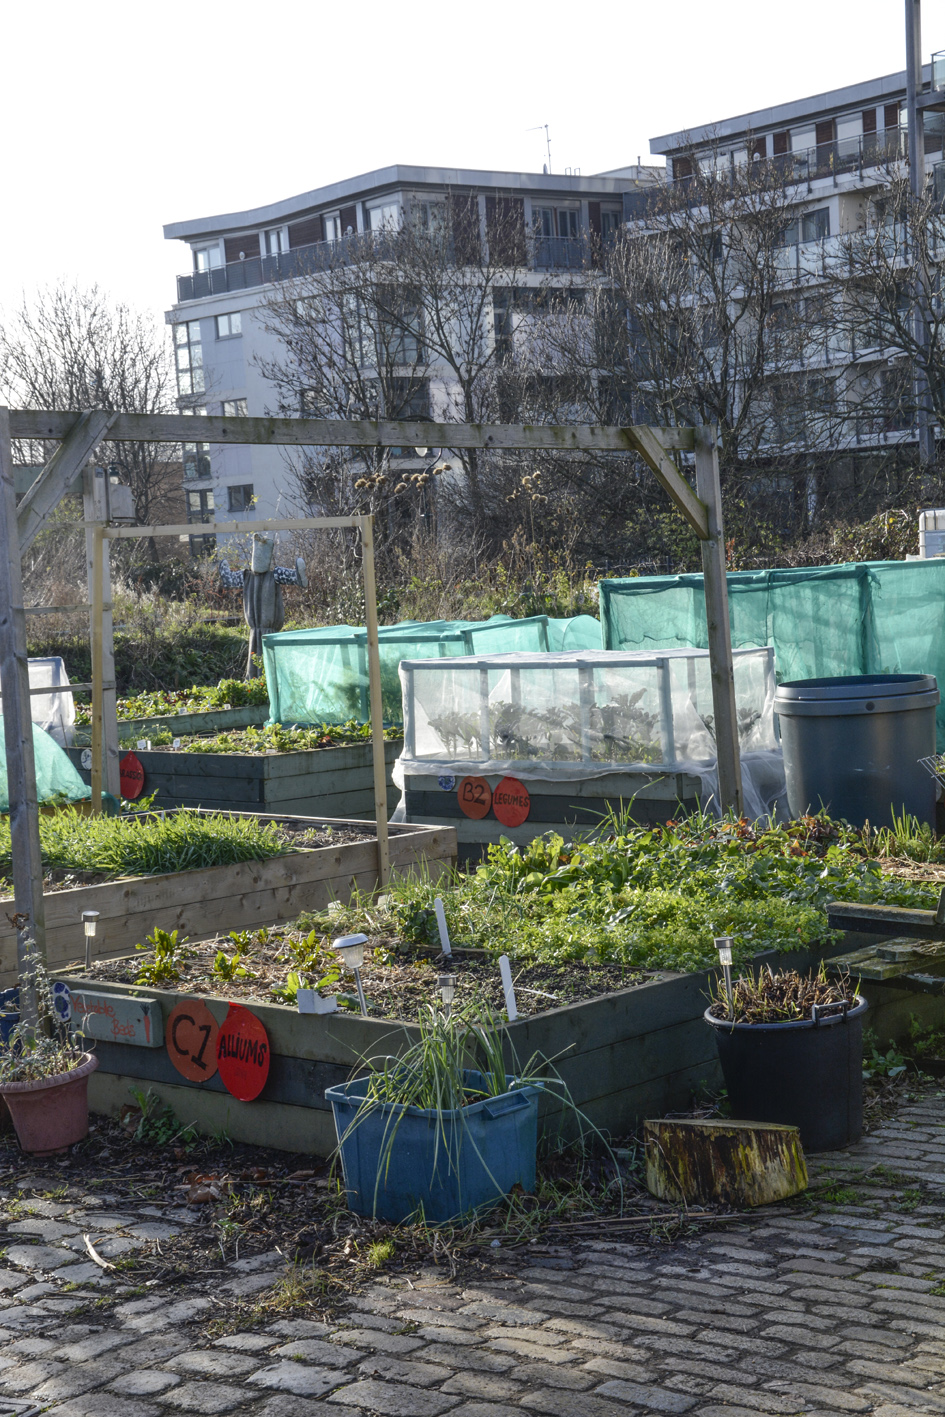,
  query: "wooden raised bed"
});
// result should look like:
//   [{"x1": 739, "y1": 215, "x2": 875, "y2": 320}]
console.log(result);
[
  {"x1": 66, "y1": 738, "x2": 402, "y2": 819},
  {"x1": 0, "y1": 813, "x2": 455, "y2": 988}
]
